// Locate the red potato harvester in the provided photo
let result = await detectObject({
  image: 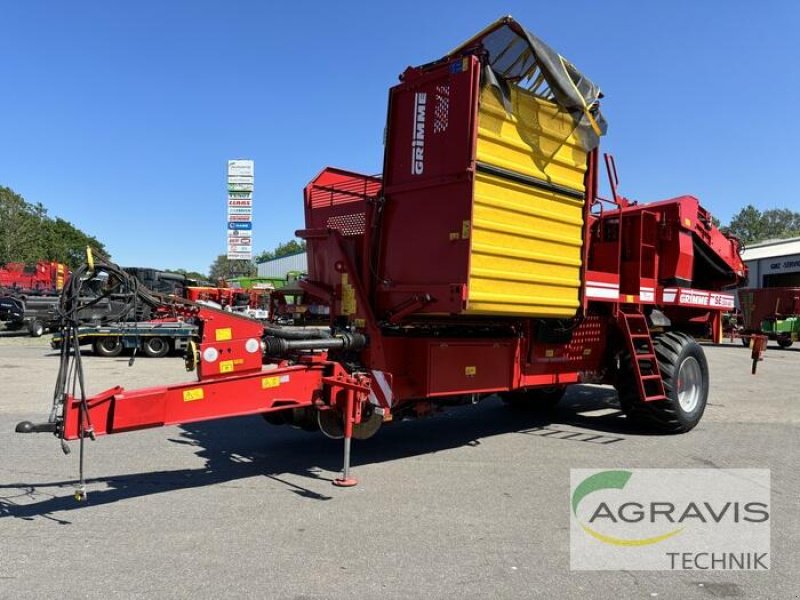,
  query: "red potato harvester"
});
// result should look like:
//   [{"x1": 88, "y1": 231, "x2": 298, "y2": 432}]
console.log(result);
[{"x1": 17, "y1": 17, "x2": 747, "y2": 494}]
